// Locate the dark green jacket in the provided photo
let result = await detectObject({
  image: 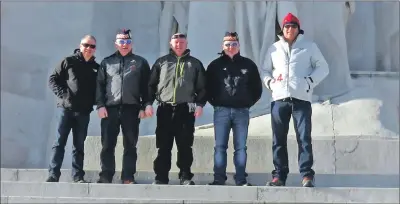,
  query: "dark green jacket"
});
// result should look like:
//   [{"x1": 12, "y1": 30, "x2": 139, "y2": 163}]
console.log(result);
[{"x1": 148, "y1": 49, "x2": 207, "y2": 106}]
